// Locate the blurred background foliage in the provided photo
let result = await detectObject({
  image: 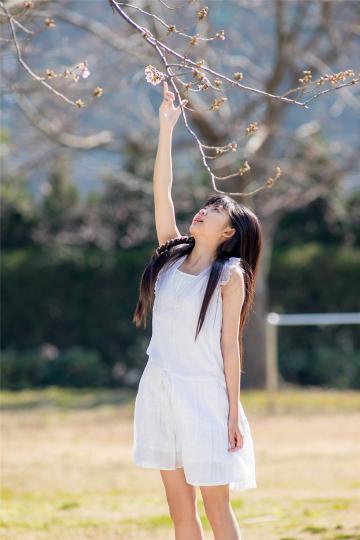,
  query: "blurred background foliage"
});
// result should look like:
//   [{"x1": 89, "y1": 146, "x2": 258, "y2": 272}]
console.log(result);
[
  {"x1": 1, "y1": 164, "x2": 359, "y2": 390},
  {"x1": 1, "y1": 0, "x2": 359, "y2": 391}
]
